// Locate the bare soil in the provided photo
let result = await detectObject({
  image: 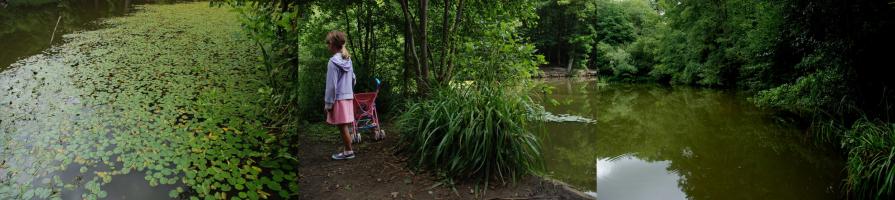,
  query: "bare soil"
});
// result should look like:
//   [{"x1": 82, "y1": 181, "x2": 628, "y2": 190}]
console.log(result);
[{"x1": 296, "y1": 127, "x2": 593, "y2": 200}]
